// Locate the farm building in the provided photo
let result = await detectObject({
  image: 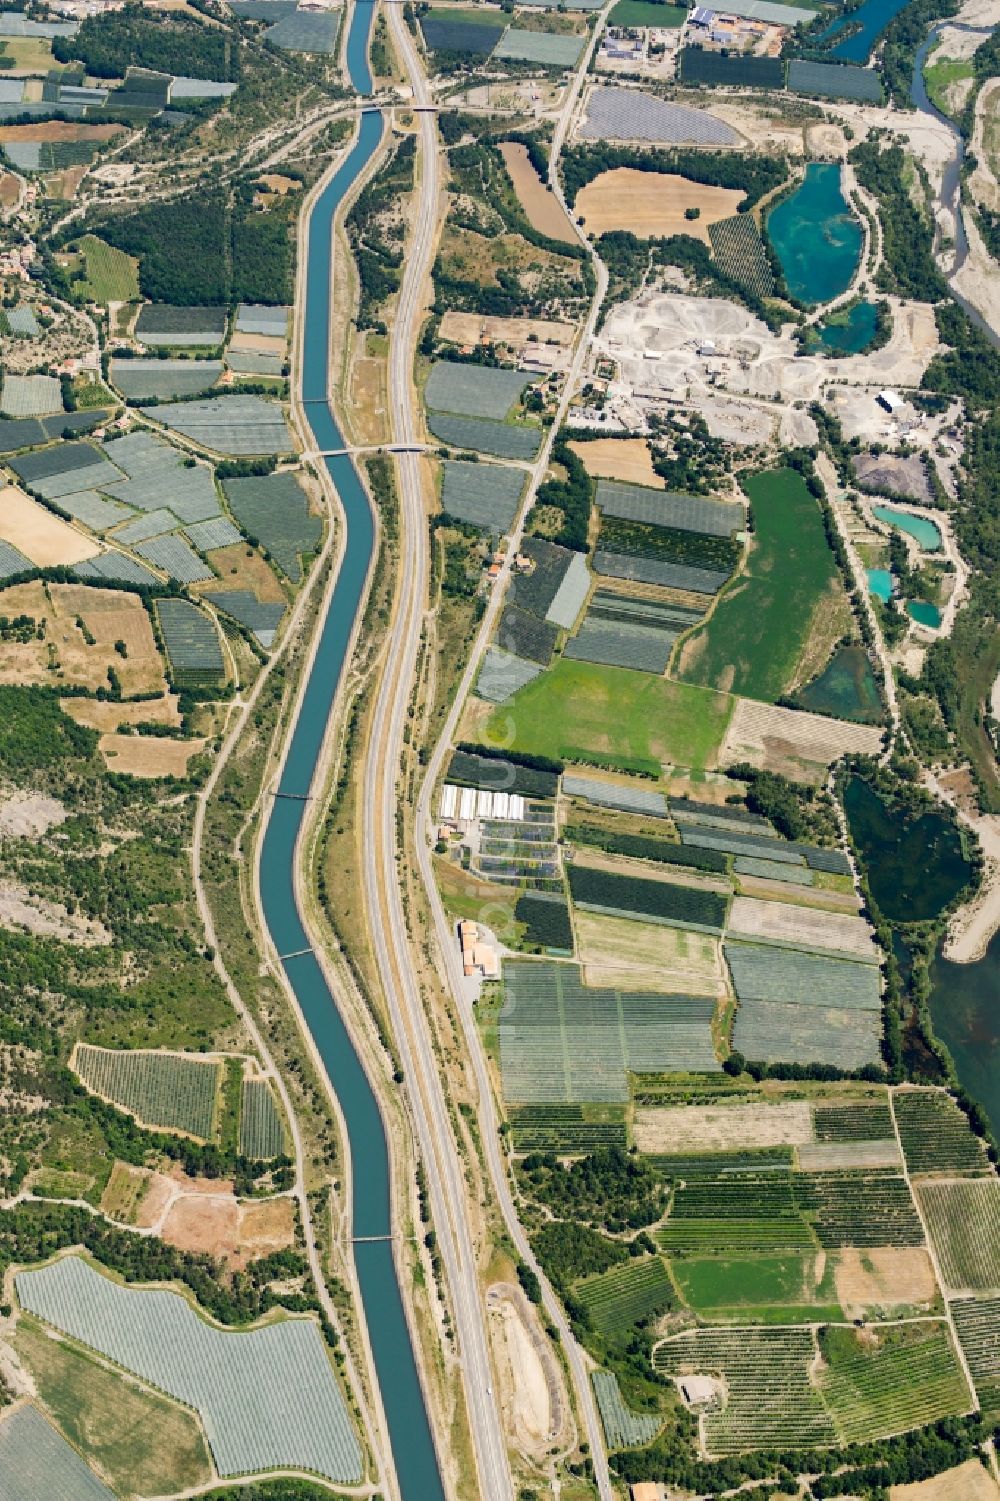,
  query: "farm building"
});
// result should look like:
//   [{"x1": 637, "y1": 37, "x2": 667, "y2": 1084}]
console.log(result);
[
  {"x1": 877, "y1": 389, "x2": 903, "y2": 414},
  {"x1": 458, "y1": 920, "x2": 499, "y2": 979}
]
